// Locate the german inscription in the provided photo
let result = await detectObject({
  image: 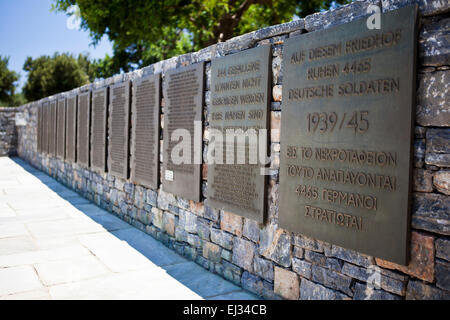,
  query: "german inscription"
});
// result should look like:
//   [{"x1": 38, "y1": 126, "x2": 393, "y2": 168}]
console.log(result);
[
  {"x1": 56, "y1": 98, "x2": 66, "y2": 160},
  {"x1": 208, "y1": 45, "x2": 272, "y2": 223},
  {"x1": 66, "y1": 95, "x2": 77, "y2": 163},
  {"x1": 42, "y1": 101, "x2": 49, "y2": 154},
  {"x1": 279, "y1": 5, "x2": 417, "y2": 265},
  {"x1": 108, "y1": 81, "x2": 131, "y2": 179},
  {"x1": 131, "y1": 74, "x2": 161, "y2": 189},
  {"x1": 162, "y1": 63, "x2": 204, "y2": 201},
  {"x1": 91, "y1": 88, "x2": 108, "y2": 173},
  {"x1": 49, "y1": 99, "x2": 57, "y2": 157},
  {"x1": 77, "y1": 91, "x2": 91, "y2": 167}
]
